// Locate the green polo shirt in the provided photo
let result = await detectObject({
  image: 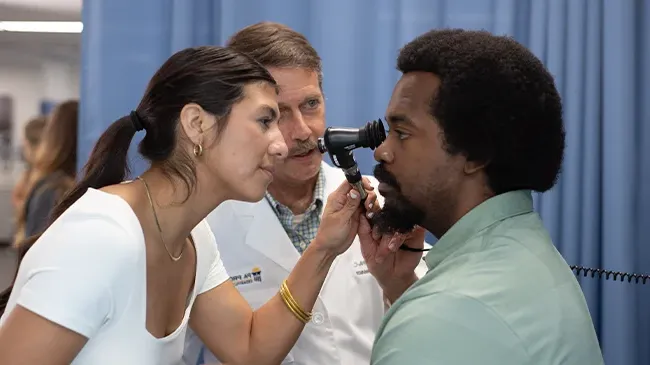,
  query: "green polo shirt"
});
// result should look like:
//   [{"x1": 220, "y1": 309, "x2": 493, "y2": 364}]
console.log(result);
[{"x1": 371, "y1": 190, "x2": 604, "y2": 365}]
